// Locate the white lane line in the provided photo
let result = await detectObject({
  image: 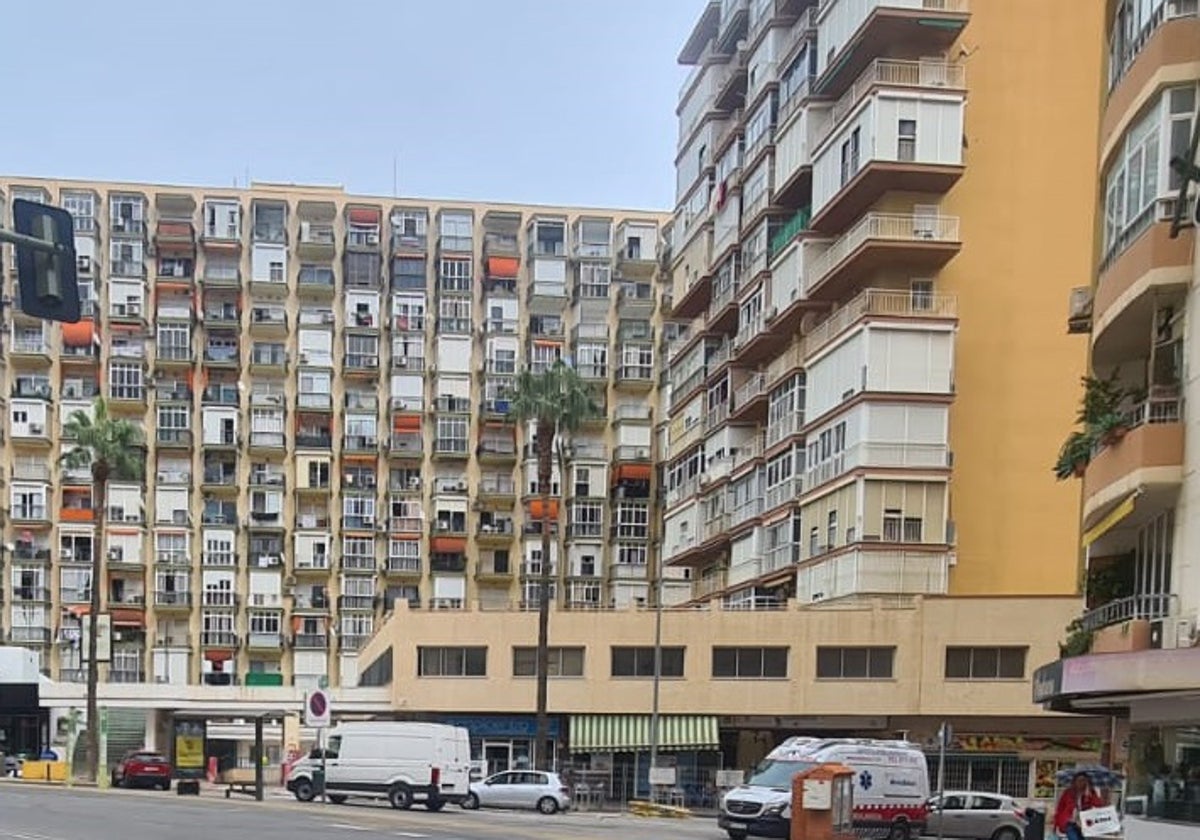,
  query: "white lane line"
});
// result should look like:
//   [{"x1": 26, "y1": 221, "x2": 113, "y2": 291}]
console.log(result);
[
  {"x1": 326, "y1": 824, "x2": 371, "y2": 832},
  {"x1": 393, "y1": 833, "x2": 430, "y2": 838}
]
